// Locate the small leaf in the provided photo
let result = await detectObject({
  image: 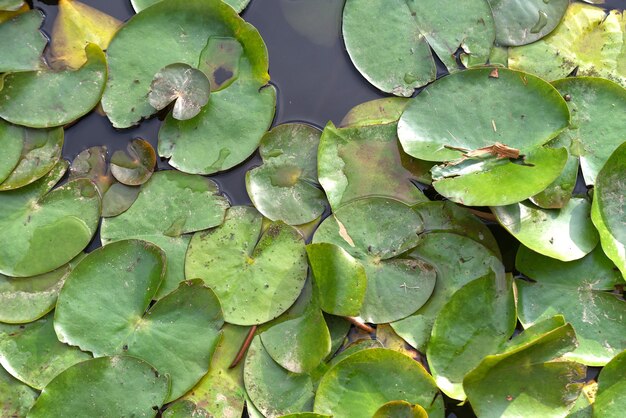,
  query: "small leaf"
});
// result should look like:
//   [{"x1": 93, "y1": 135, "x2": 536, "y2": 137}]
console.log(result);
[
  {"x1": 69, "y1": 145, "x2": 113, "y2": 194},
  {"x1": 110, "y1": 139, "x2": 156, "y2": 186},
  {"x1": 101, "y1": 182, "x2": 140, "y2": 217},
  {"x1": 593, "y1": 349, "x2": 626, "y2": 417},
  {"x1": 340, "y1": 97, "x2": 409, "y2": 128},
  {"x1": 198, "y1": 36, "x2": 243, "y2": 91},
  {"x1": 131, "y1": 0, "x2": 250, "y2": 13},
  {"x1": 0, "y1": 10, "x2": 46, "y2": 73},
  {"x1": 373, "y1": 401, "x2": 428, "y2": 418},
  {"x1": 149, "y1": 63, "x2": 211, "y2": 120}
]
